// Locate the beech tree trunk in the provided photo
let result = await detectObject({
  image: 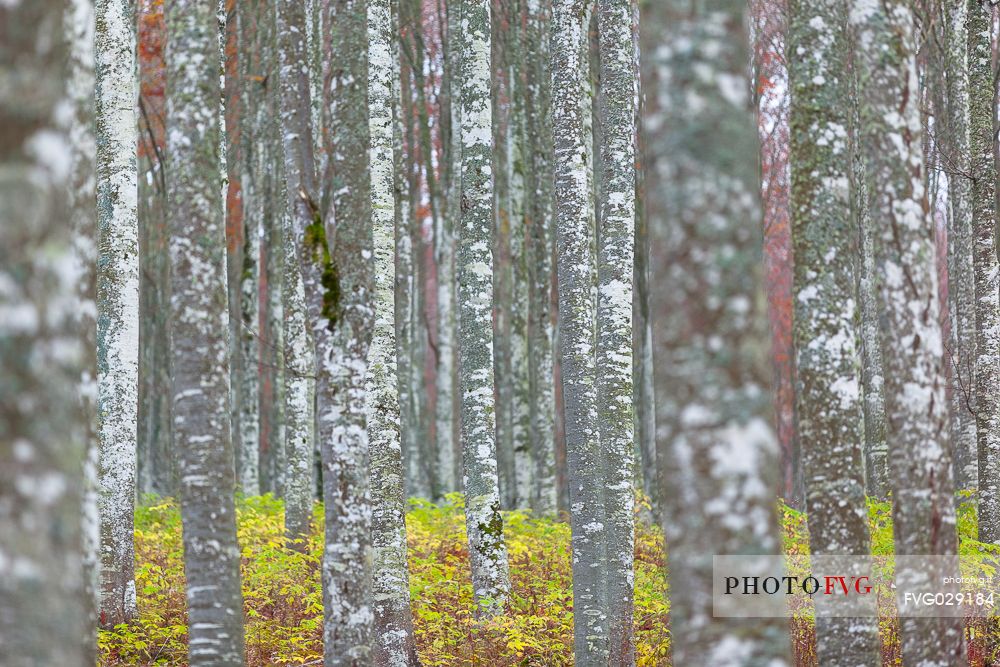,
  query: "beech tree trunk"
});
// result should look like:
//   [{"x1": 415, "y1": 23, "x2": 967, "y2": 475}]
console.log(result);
[
  {"x1": 787, "y1": 1, "x2": 880, "y2": 661},
  {"x1": 853, "y1": 0, "x2": 965, "y2": 663},
  {"x1": 646, "y1": 0, "x2": 793, "y2": 662},
  {"x1": 596, "y1": 0, "x2": 637, "y2": 661},
  {"x1": 368, "y1": 0, "x2": 420, "y2": 662},
  {"x1": 458, "y1": 0, "x2": 512, "y2": 617},
  {"x1": 968, "y1": 0, "x2": 1000, "y2": 544},
  {"x1": 553, "y1": 0, "x2": 610, "y2": 661},
  {"x1": 0, "y1": 0, "x2": 92, "y2": 661},
  {"x1": 165, "y1": 0, "x2": 246, "y2": 661},
  {"x1": 95, "y1": 0, "x2": 140, "y2": 628}
]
